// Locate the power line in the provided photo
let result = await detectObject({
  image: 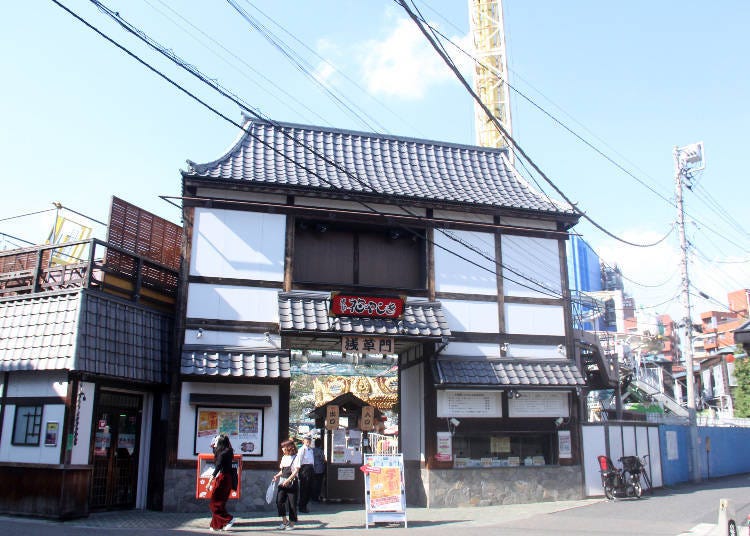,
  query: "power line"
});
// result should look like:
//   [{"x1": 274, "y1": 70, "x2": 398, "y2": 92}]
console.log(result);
[
  {"x1": 396, "y1": 0, "x2": 673, "y2": 250},
  {"x1": 61, "y1": 0, "x2": 572, "y2": 302}
]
